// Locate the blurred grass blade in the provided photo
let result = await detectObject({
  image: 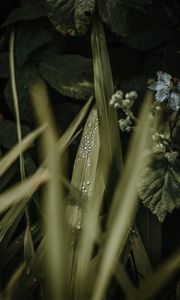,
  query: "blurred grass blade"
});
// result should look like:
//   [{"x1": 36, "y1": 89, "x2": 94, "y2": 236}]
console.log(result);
[
  {"x1": 3, "y1": 263, "x2": 26, "y2": 300},
  {"x1": 91, "y1": 16, "x2": 123, "y2": 178},
  {"x1": 91, "y1": 92, "x2": 153, "y2": 300},
  {"x1": 130, "y1": 248, "x2": 180, "y2": 300},
  {"x1": 131, "y1": 226, "x2": 153, "y2": 283},
  {"x1": 57, "y1": 96, "x2": 93, "y2": 154},
  {"x1": 0, "y1": 125, "x2": 46, "y2": 177},
  {"x1": 0, "y1": 94, "x2": 91, "y2": 243},
  {"x1": 0, "y1": 169, "x2": 49, "y2": 214},
  {"x1": 11, "y1": 237, "x2": 46, "y2": 300},
  {"x1": 31, "y1": 80, "x2": 67, "y2": 300},
  {"x1": 0, "y1": 221, "x2": 42, "y2": 271},
  {"x1": 24, "y1": 224, "x2": 35, "y2": 263}
]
